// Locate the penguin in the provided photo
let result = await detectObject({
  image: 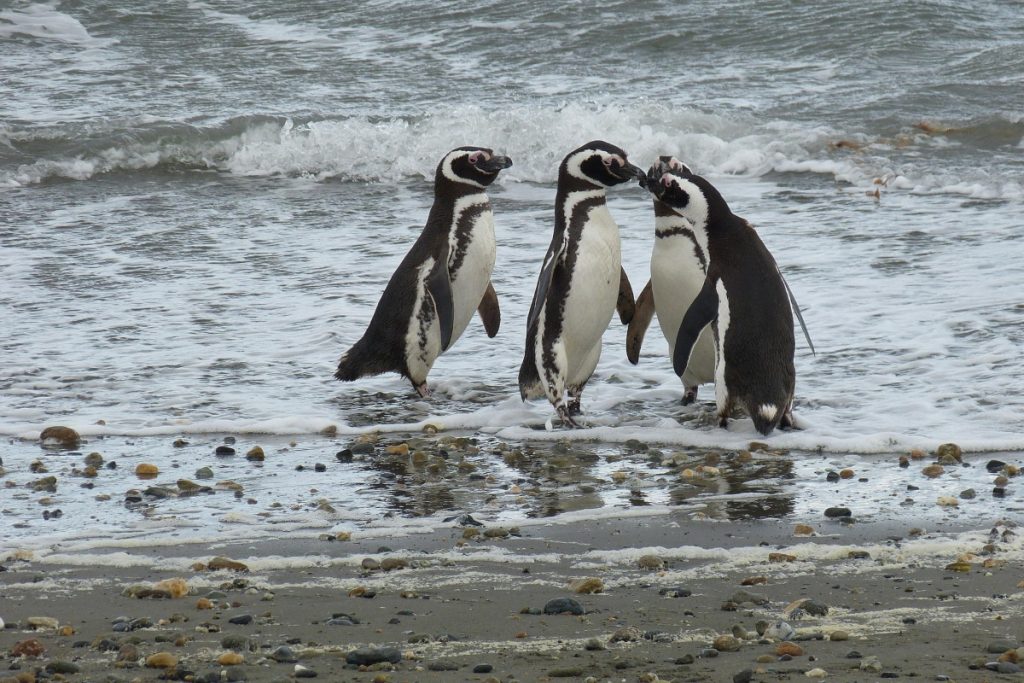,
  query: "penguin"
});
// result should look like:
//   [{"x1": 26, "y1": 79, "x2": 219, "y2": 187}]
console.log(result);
[
  {"x1": 518, "y1": 140, "x2": 644, "y2": 427},
  {"x1": 334, "y1": 146, "x2": 512, "y2": 397},
  {"x1": 640, "y1": 161, "x2": 796, "y2": 436},
  {"x1": 627, "y1": 156, "x2": 716, "y2": 405}
]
